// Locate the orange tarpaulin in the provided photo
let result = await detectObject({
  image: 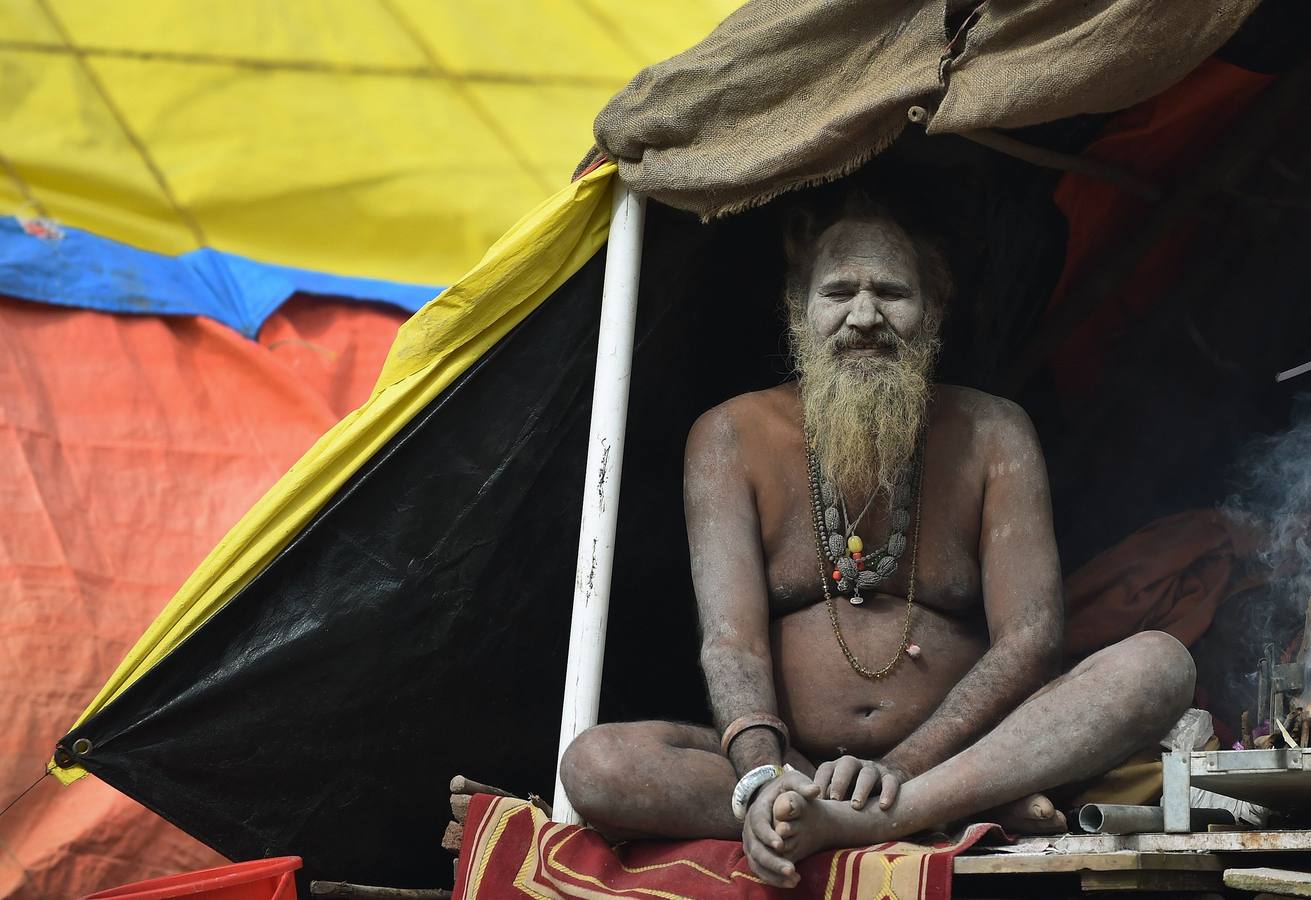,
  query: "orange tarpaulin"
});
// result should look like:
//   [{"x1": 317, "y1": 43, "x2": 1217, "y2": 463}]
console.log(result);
[{"x1": 0, "y1": 295, "x2": 407, "y2": 898}]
